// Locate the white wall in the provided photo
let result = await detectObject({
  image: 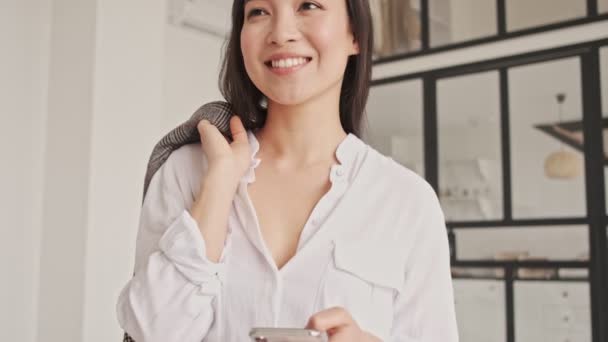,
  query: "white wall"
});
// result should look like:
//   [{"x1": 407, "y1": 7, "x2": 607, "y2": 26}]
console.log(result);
[
  {"x1": 36, "y1": 1, "x2": 98, "y2": 340},
  {"x1": 0, "y1": 0, "x2": 226, "y2": 341},
  {"x1": 0, "y1": 0, "x2": 50, "y2": 341},
  {"x1": 162, "y1": 24, "x2": 225, "y2": 130},
  {"x1": 80, "y1": 14, "x2": 225, "y2": 342},
  {"x1": 80, "y1": 0, "x2": 167, "y2": 340}
]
